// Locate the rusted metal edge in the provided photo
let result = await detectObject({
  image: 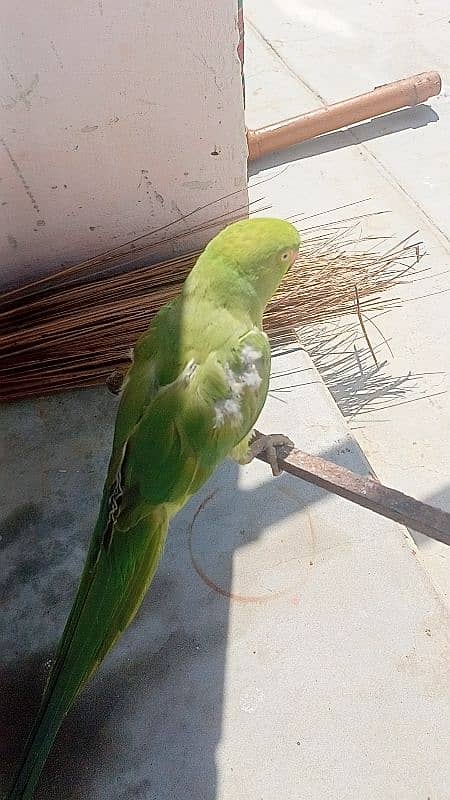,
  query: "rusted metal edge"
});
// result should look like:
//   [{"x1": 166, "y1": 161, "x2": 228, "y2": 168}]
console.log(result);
[{"x1": 256, "y1": 440, "x2": 450, "y2": 546}]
